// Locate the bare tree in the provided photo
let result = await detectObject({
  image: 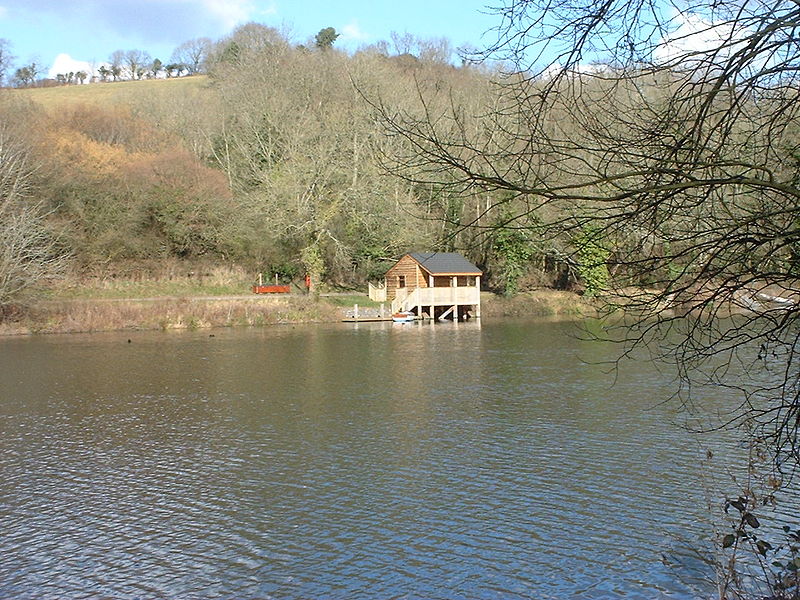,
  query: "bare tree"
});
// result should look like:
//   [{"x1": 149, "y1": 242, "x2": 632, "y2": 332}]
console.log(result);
[
  {"x1": 108, "y1": 50, "x2": 124, "y2": 81},
  {"x1": 11, "y1": 62, "x2": 39, "y2": 87},
  {"x1": 0, "y1": 99, "x2": 67, "y2": 306},
  {"x1": 207, "y1": 23, "x2": 291, "y2": 73},
  {"x1": 0, "y1": 199, "x2": 66, "y2": 307},
  {"x1": 378, "y1": 0, "x2": 800, "y2": 455},
  {"x1": 369, "y1": 4, "x2": 800, "y2": 595},
  {"x1": 206, "y1": 44, "x2": 433, "y2": 287},
  {"x1": 0, "y1": 39, "x2": 15, "y2": 87},
  {"x1": 418, "y1": 37, "x2": 453, "y2": 64},
  {"x1": 124, "y1": 49, "x2": 151, "y2": 80},
  {"x1": 390, "y1": 31, "x2": 415, "y2": 56},
  {"x1": 0, "y1": 118, "x2": 34, "y2": 202},
  {"x1": 170, "y1": 37, "x2": 212, "y2": 74}
]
